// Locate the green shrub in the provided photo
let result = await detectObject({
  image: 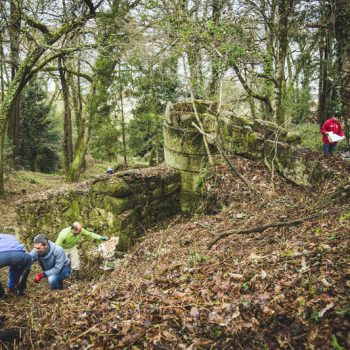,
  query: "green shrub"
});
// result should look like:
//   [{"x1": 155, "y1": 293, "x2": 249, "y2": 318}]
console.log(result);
[{"x1": 289, "y1": 123, "x2": 322, "y2": 152}]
